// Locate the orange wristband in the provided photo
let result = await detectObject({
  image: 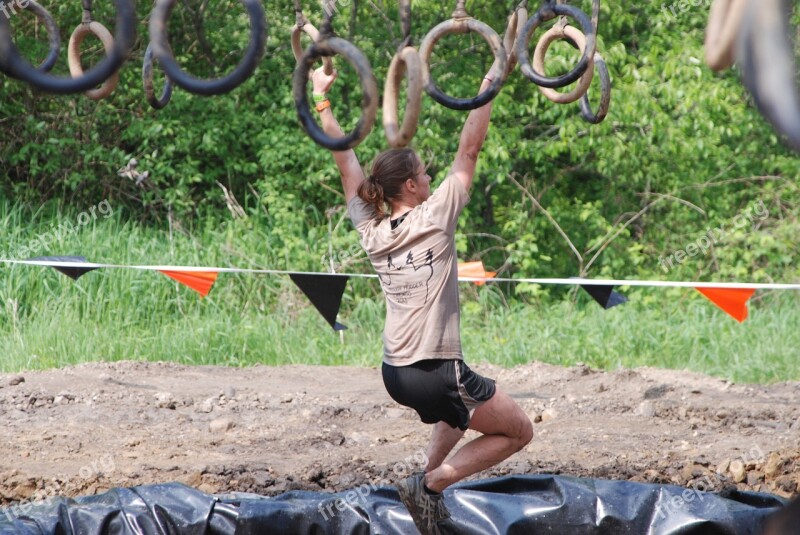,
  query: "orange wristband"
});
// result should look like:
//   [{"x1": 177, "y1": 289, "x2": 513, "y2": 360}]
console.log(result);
[{"x1": 315, "y1": 100, "x2": 331, "y2": 112}]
